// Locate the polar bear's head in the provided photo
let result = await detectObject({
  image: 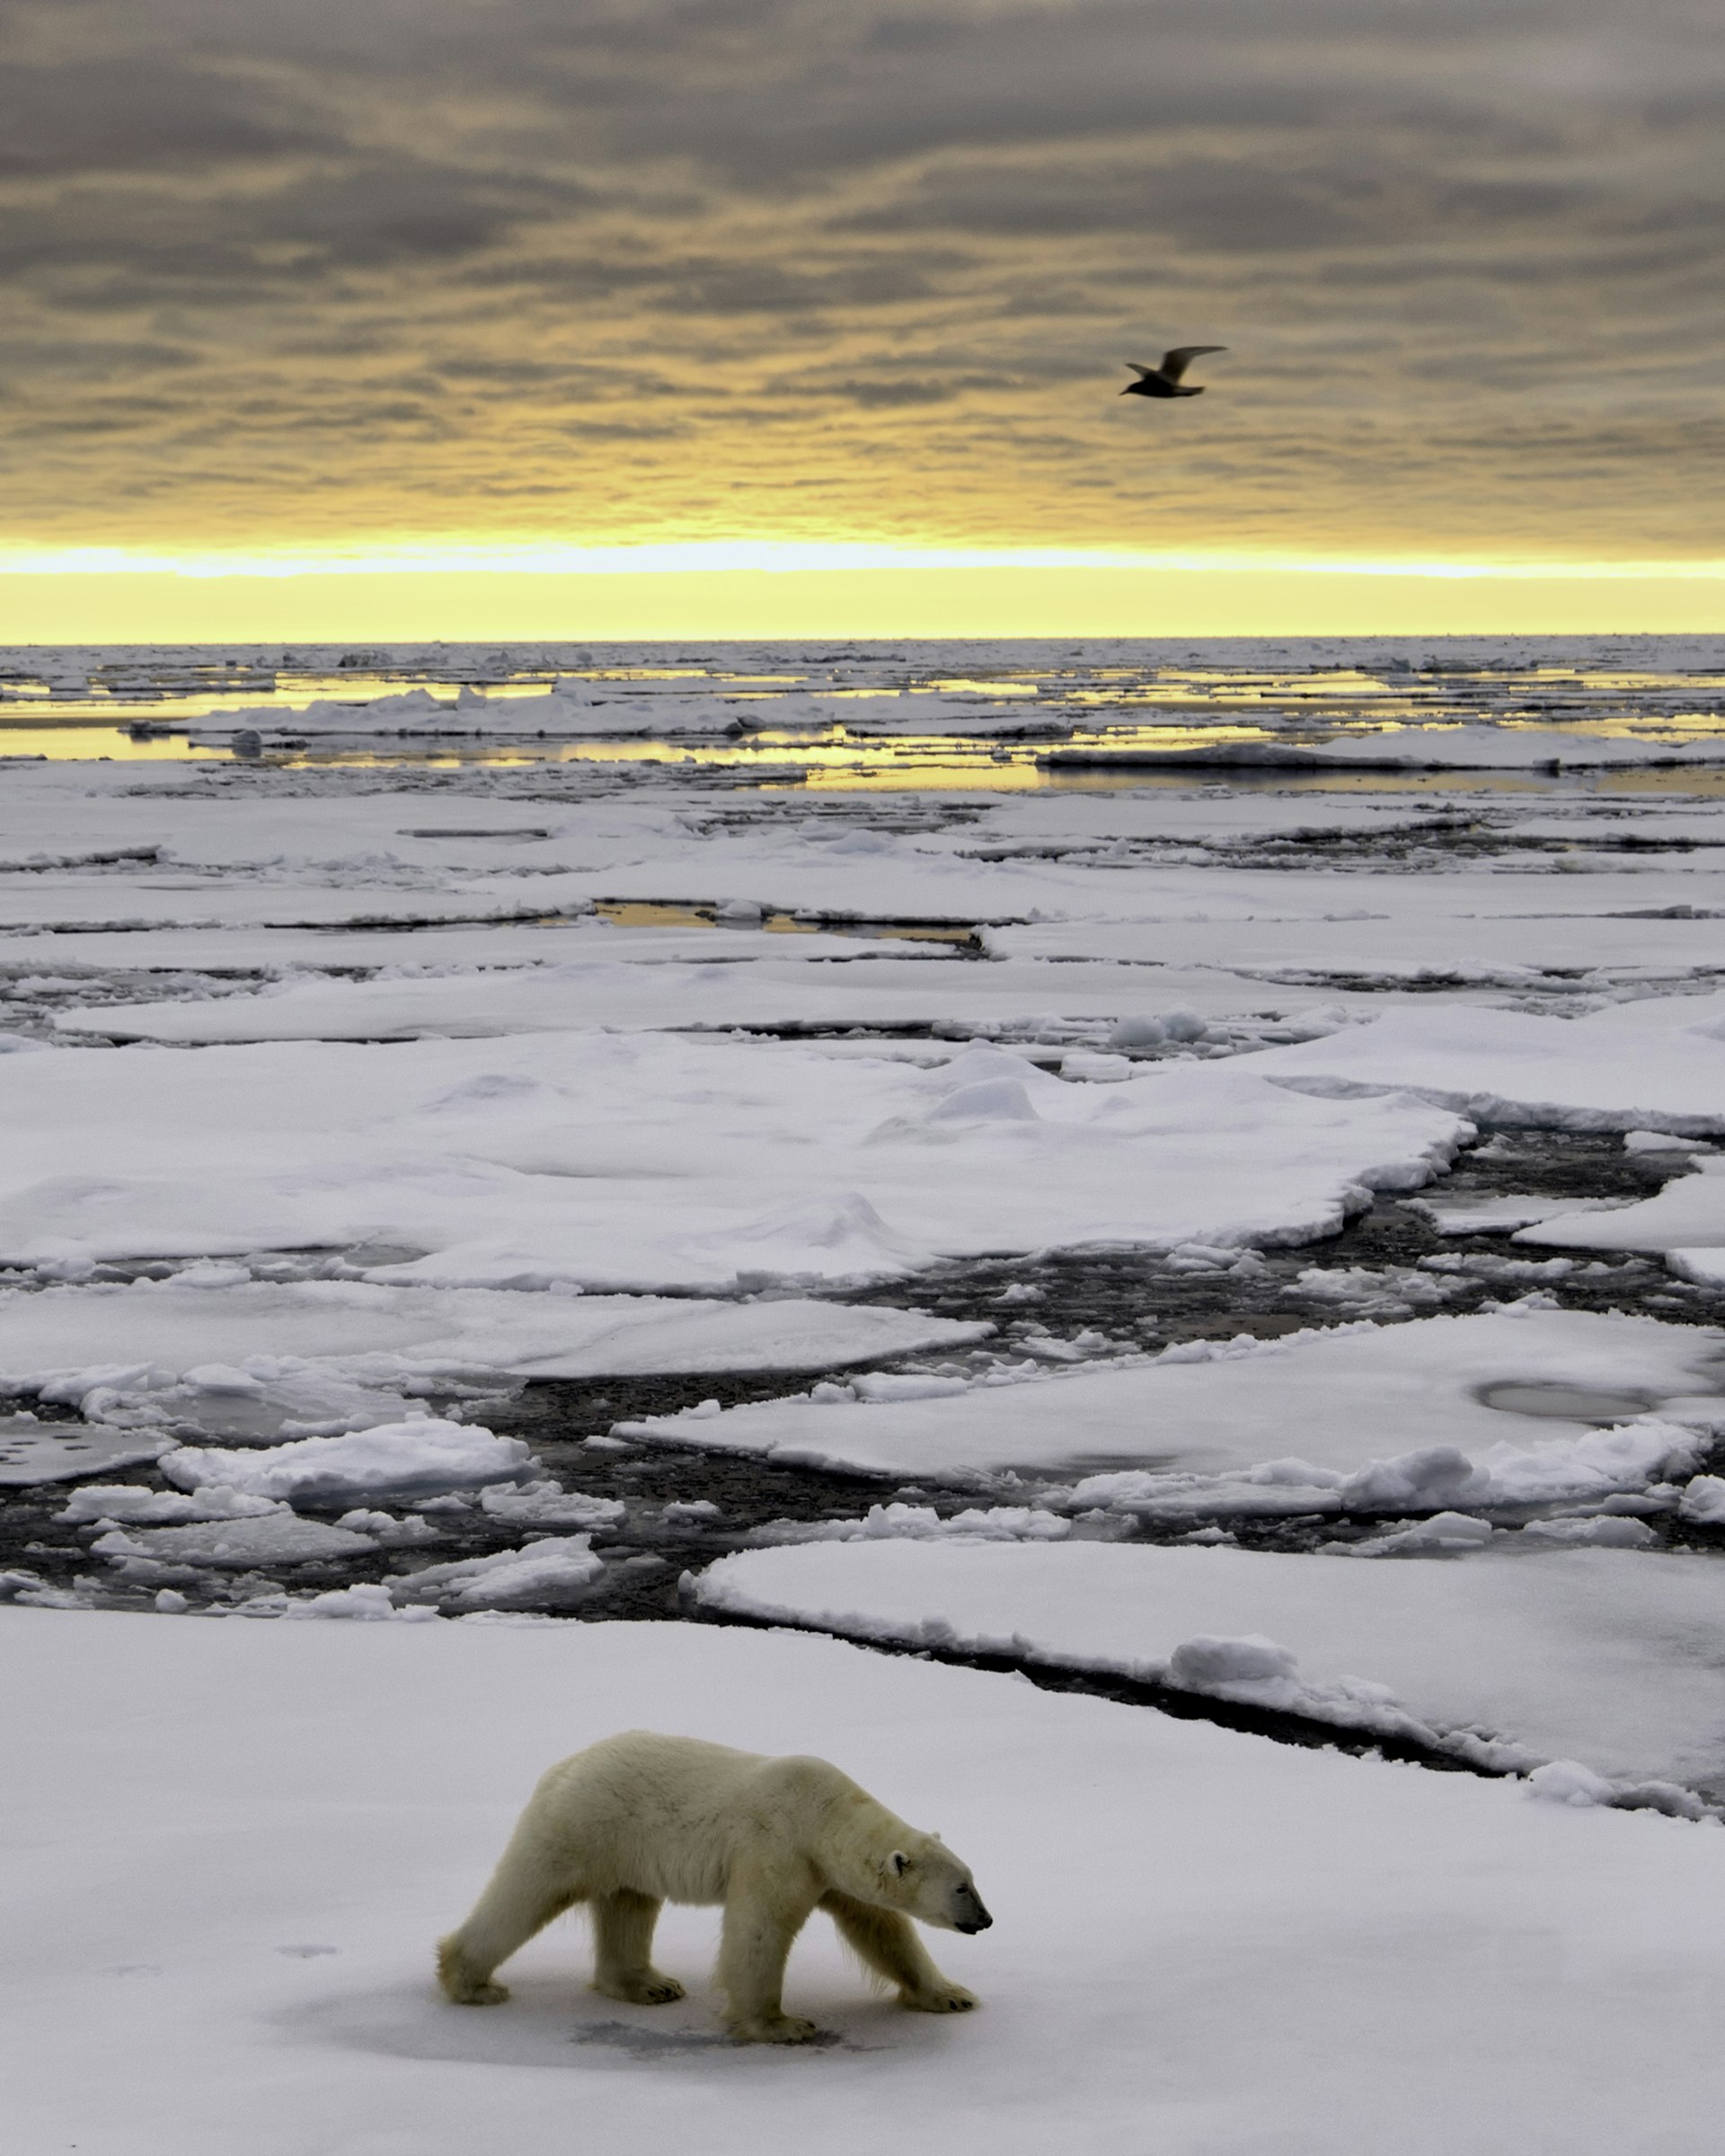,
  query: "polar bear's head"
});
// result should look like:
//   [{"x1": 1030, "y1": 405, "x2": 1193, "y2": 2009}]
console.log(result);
[{"x1": 874, "y1": 1834, "x2": 993, "y2": 1934}]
